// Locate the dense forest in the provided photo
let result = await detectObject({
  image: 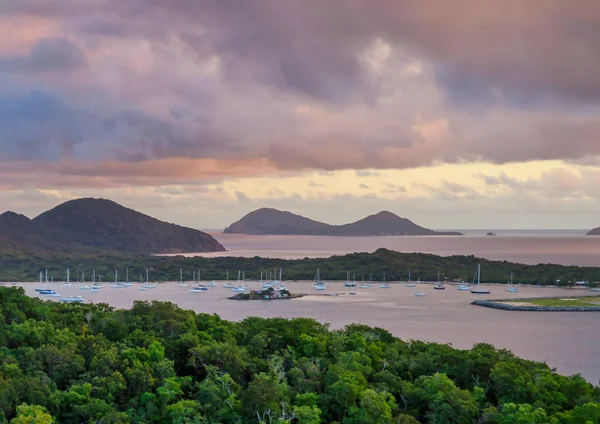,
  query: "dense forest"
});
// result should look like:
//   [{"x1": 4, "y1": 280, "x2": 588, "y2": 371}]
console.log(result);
[
  {"x1": 0, "y1": 287, "x2": 599, "y2": 423},
  {"x1": 1, "y1": 249, "x2": 599, "y2": 286}
]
